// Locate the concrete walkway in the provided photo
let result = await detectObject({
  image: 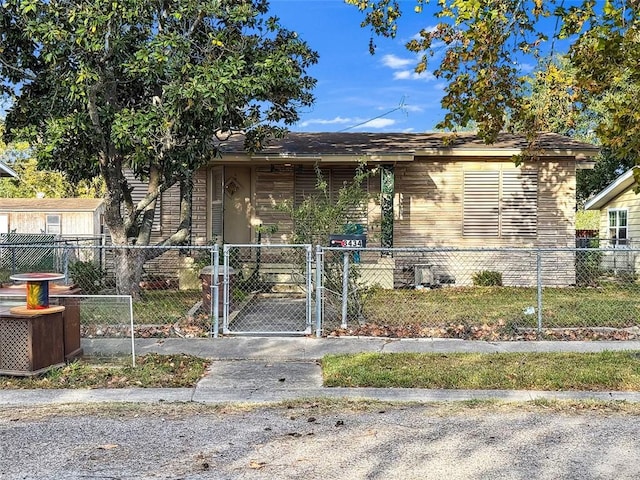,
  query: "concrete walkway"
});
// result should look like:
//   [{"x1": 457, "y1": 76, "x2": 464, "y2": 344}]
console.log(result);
[{"x1": 2, "y1": 337, "x2": 640, "y2": 406}]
